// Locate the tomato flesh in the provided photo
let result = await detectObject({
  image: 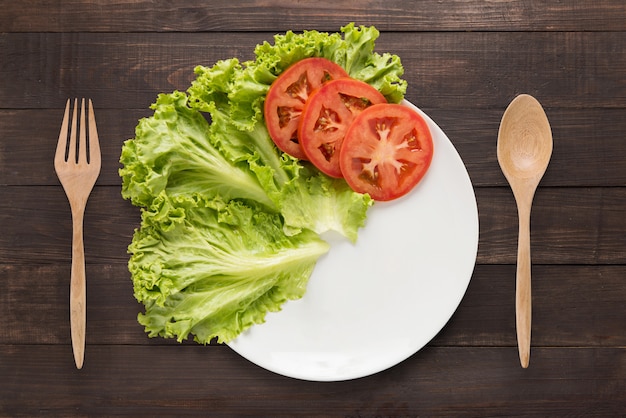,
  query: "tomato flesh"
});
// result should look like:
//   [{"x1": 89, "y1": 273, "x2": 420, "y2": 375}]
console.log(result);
[
  {"x1": 298, "y1": 78, "x2": 387, "y2": 178},
  {"x1": 264, "y1": 58, "x2": 349, "y2": 160},
  {"x1": 339, "y1": 103, "x2": 434, "y2": 201}
]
